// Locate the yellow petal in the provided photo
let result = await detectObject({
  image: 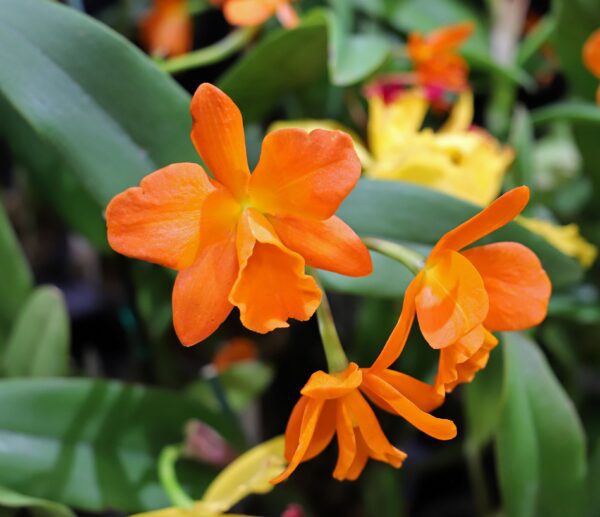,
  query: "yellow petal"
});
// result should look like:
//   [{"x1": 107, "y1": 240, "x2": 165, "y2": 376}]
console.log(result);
[
  {"x1": 518, "y1": 216, "x2": 598, "y2": 268},
  {"x1": 202, "y1": 436, "x2": 286, "y2": 513},
  {"x1": 439, "y1": 90, "x2": 474, "y2": 133},
  {"x1": 267, "y1": 119, "x2": 372, "y2": 168}
]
